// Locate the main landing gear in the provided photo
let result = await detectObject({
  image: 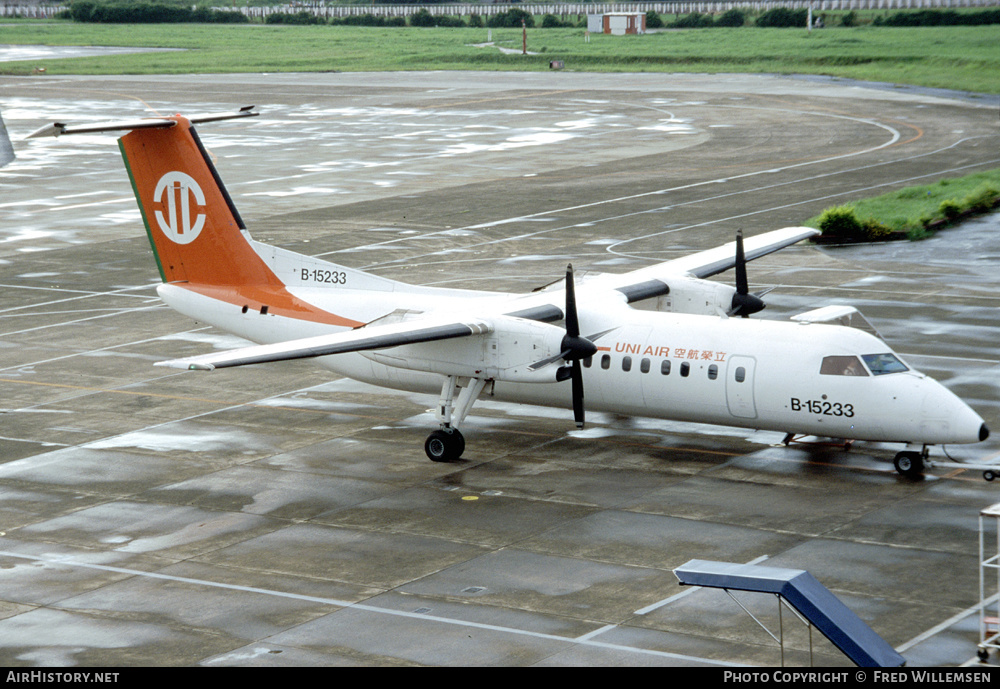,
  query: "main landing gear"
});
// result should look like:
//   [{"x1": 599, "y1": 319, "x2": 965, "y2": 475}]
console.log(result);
[
  {"x1": 424, "y1": 375, "x2": 487, "y2": 462},
  {"x1": 425, "y1": 428, "x2": 465, "y2": 463},
  {"x1": 421, "y1": 264, "x2": 597, "y2": 463}
]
